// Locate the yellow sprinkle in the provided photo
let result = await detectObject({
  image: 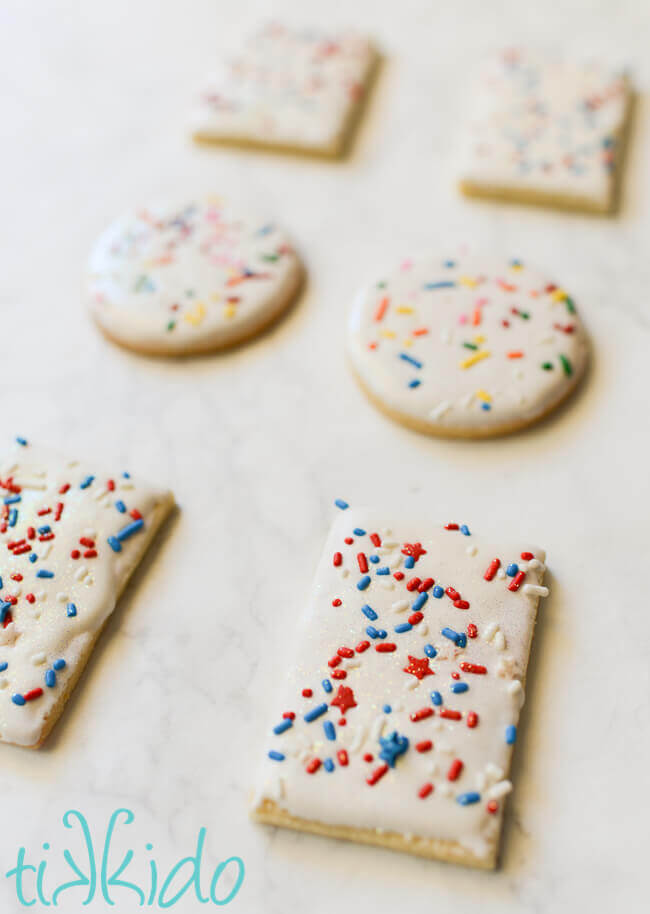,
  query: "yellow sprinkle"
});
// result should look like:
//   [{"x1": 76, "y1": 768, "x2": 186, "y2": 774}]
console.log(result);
[
  {"x1": 476, "y1": 388, "x2": 492, "y2": 403},
  {"x1": 459, "y1": 350, "x2": 491, "y2": 370},
  {"x1": 509, "y1": 262, "x2": 523, "y2": 271},
  {"x1": 403, "y1": 338, "x2": 413, "y2": 348},
  {"x1": 223, "y1": 305, "x2": 236, "y2": 319},
  {"x1": 396, "y1": 305, "x2": 414, "y2": 315},
  {"x1": 551, "y1": 289, "x2": 568, "y2": 302},
  {"x1": 473, "y1": 334, "x2": 486, "y2": 344},
  {"x1": 381, "y1": 329, "x2": 396, "y2": 339},
  {"x1": 459, "y1": 276, "x2": 478, "y2": 288},
  {"x1": 184, "y1": 302, "x2": 206, "y2": 326}
]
